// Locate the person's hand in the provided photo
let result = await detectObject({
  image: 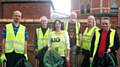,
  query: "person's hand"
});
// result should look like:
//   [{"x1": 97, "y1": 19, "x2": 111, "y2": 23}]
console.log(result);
[
  {"x1": 35, "y1": 49, "x2": 38, "y2": 54},
  {"x1": 90, "y1": 57, "x2": 93, "y2": 63},
  {"x1": 47, "y1": 47, "x2": 51, "y2": 51},
  {"x1": 66, "y1": 56, "x2": 70, "y2": 62},
  {"x1": 24, "y1": 54, "x2": 28, "y2": 60},
  {"x1": 107, "y1": 48, "x2": 111, "y2": 53},
  {"x1": 0, "y1": 54, "x2": 7, "y2": 62}
]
